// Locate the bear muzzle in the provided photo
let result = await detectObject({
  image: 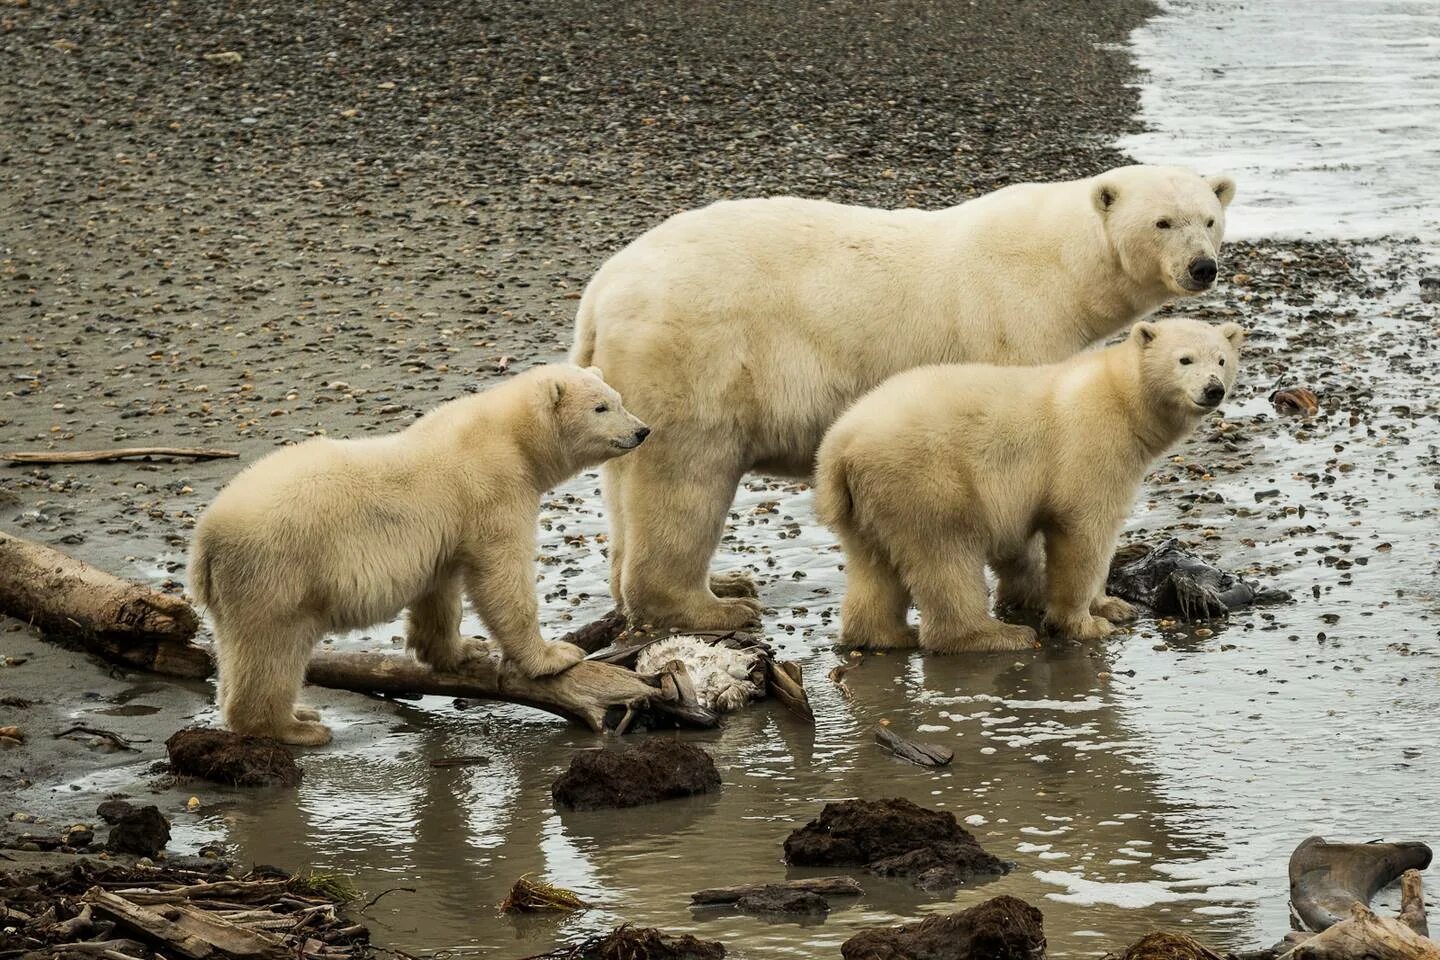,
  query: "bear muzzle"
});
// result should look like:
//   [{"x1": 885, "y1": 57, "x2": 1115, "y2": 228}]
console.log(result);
[
  {"x1": 1186, "y1": 256, "x2": 1219, "y2": 290},
  {"x1": 1197, "y1": 380, "x2": 1227, "y2": 408},
  {"x1": 614, "y1": 425, "x2": 651, "y2": 449}
]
